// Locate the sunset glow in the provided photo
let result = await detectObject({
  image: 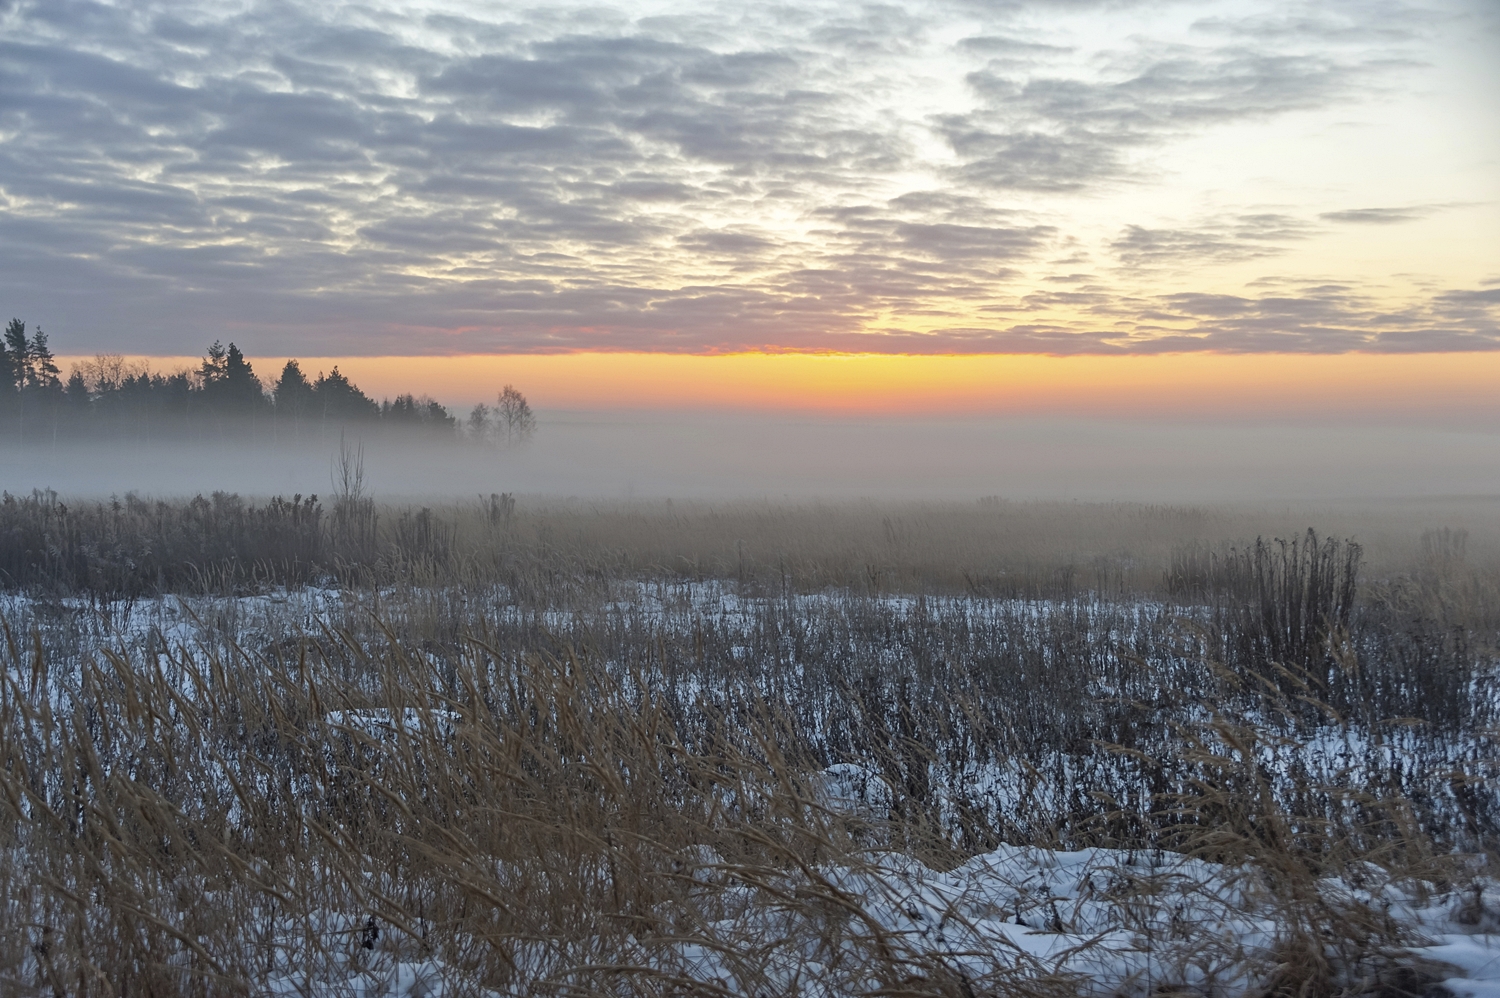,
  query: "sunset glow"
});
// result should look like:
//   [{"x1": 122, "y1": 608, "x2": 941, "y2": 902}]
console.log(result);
[
  {"x1": 6, "y1": 0, "x2": 1499, "y2": 505},
  {"x1": 56, "y1": 351, "x2": 1500, "y2": 421}
]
